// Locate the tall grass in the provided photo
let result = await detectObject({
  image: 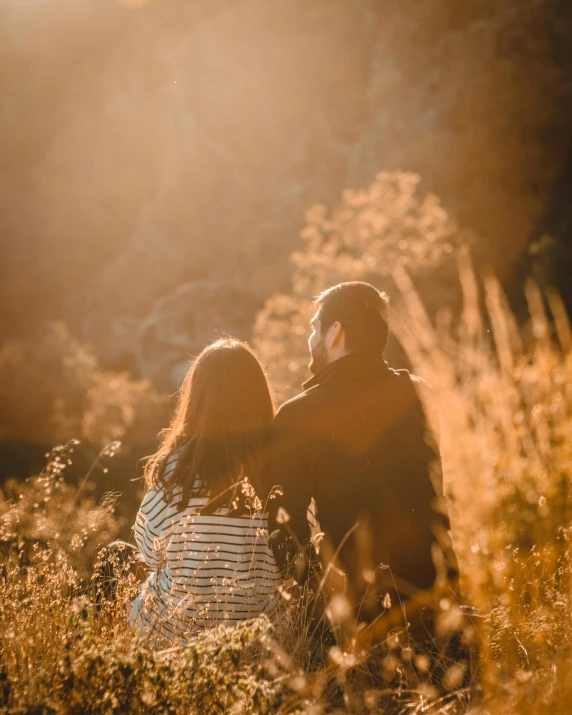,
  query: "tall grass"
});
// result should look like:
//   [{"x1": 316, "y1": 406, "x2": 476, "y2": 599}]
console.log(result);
[
  {"x1": 0, "y1": 445, "x2": 277, "y2": 714},
  {"x1": 392, "y1": 253, "x2": 572, "y2": 713},
  {"x1": 1, "y1": 260, "x2": 571, "y2": 713}
]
